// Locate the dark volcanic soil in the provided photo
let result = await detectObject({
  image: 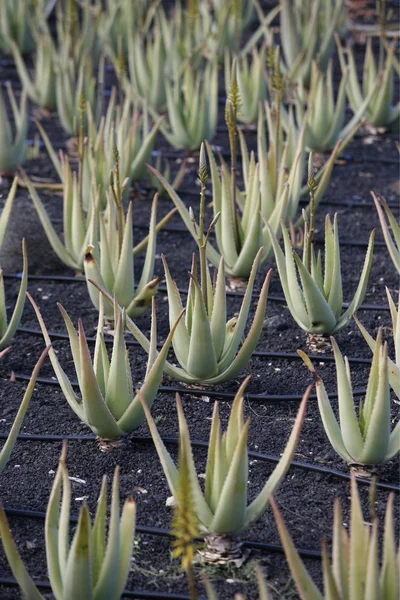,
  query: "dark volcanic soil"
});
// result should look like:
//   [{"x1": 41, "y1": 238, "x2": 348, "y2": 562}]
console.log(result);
[{"x1": 0, "y1": 4, "x2": 399, "y2": 600}]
